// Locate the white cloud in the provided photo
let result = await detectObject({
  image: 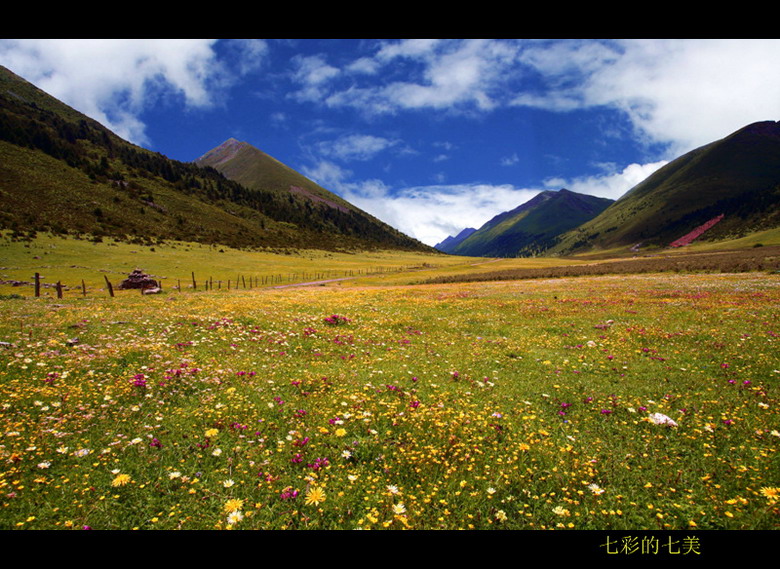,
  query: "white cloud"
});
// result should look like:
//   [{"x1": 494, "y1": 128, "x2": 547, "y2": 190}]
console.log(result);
[
  {"x1": 512, "y1": 39, "x2": 780, "y2": 156},
  {"x1": 0, "y1": 39, "x2": 231, "y2": 144},
  {"x1": 345, "y1": 183, "x2": 542, "y2": 246},
  {"x1": 317, "y1": 134, "x2": 400, "y2": 162},
  {"x1": 290, "y1": 54, "x2": 341, "y2": 103},
  {"x1": 303, "y1": 158, "x2": 541, "y2": 245},
  {"x1": 548, "y1": 161, "x2": 669, "y2": 201},
  {"x1": 316, "y1": 39, "x2": 522, "y2": 116}
]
